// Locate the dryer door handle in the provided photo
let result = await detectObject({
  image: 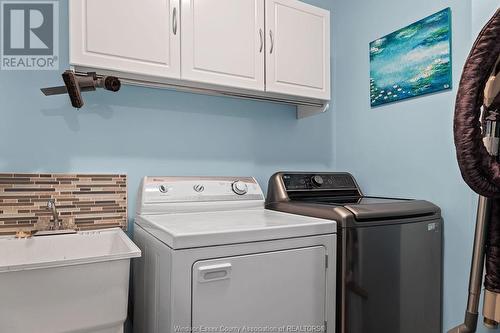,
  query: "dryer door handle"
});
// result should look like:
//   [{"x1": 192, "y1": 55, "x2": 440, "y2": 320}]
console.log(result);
[{"x1": 197, "y1": 263, "x2": 232, "y2": 283}]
